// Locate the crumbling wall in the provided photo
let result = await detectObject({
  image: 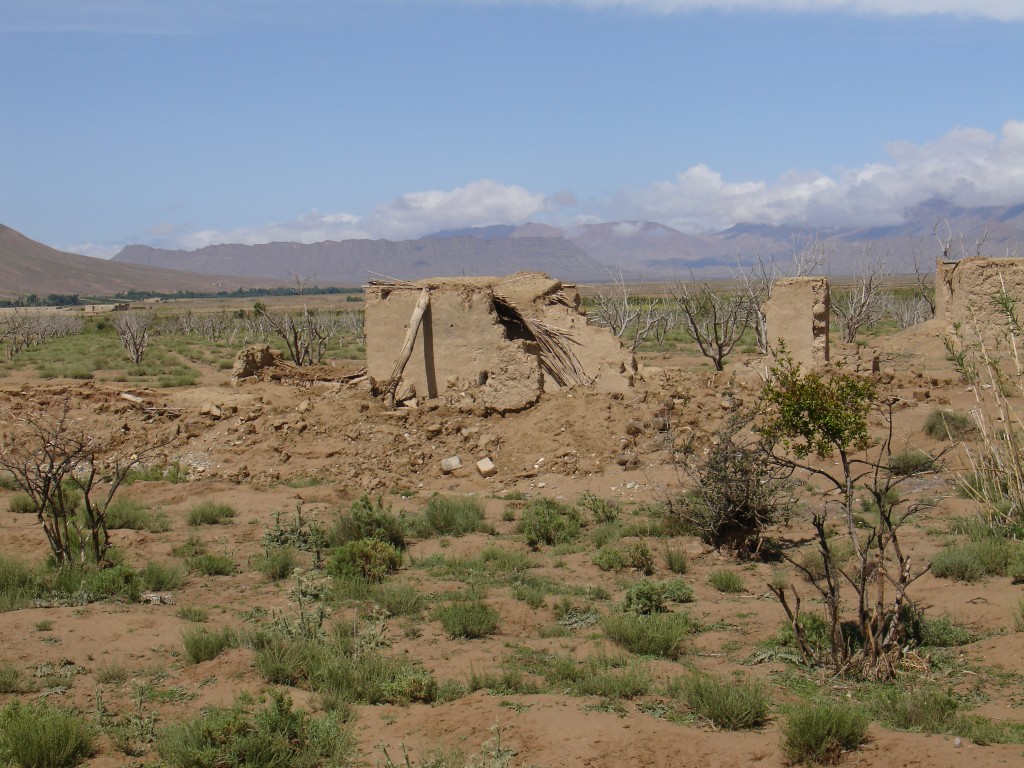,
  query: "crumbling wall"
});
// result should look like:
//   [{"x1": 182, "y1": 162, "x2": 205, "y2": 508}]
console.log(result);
[
  {"x1": 936, "y1": 257, "x2": 1024, "y2": 338},
  {"x1": 762, "y1": 277, "x2": 830, "y2": 369},
  {"x1": 364, "y1": 273, "x2": 634, "y2": 412}
]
